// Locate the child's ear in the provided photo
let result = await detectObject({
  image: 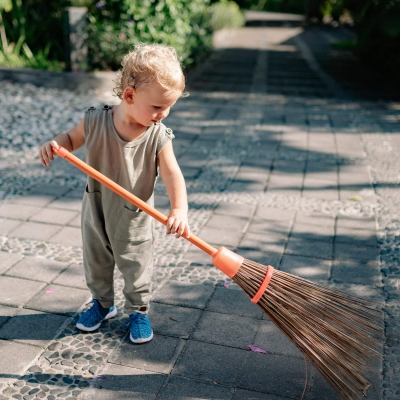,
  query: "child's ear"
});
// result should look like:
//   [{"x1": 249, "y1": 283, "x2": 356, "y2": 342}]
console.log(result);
[{"x1": 124, "y1": 86, "x2": 136, "y2": 104}]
